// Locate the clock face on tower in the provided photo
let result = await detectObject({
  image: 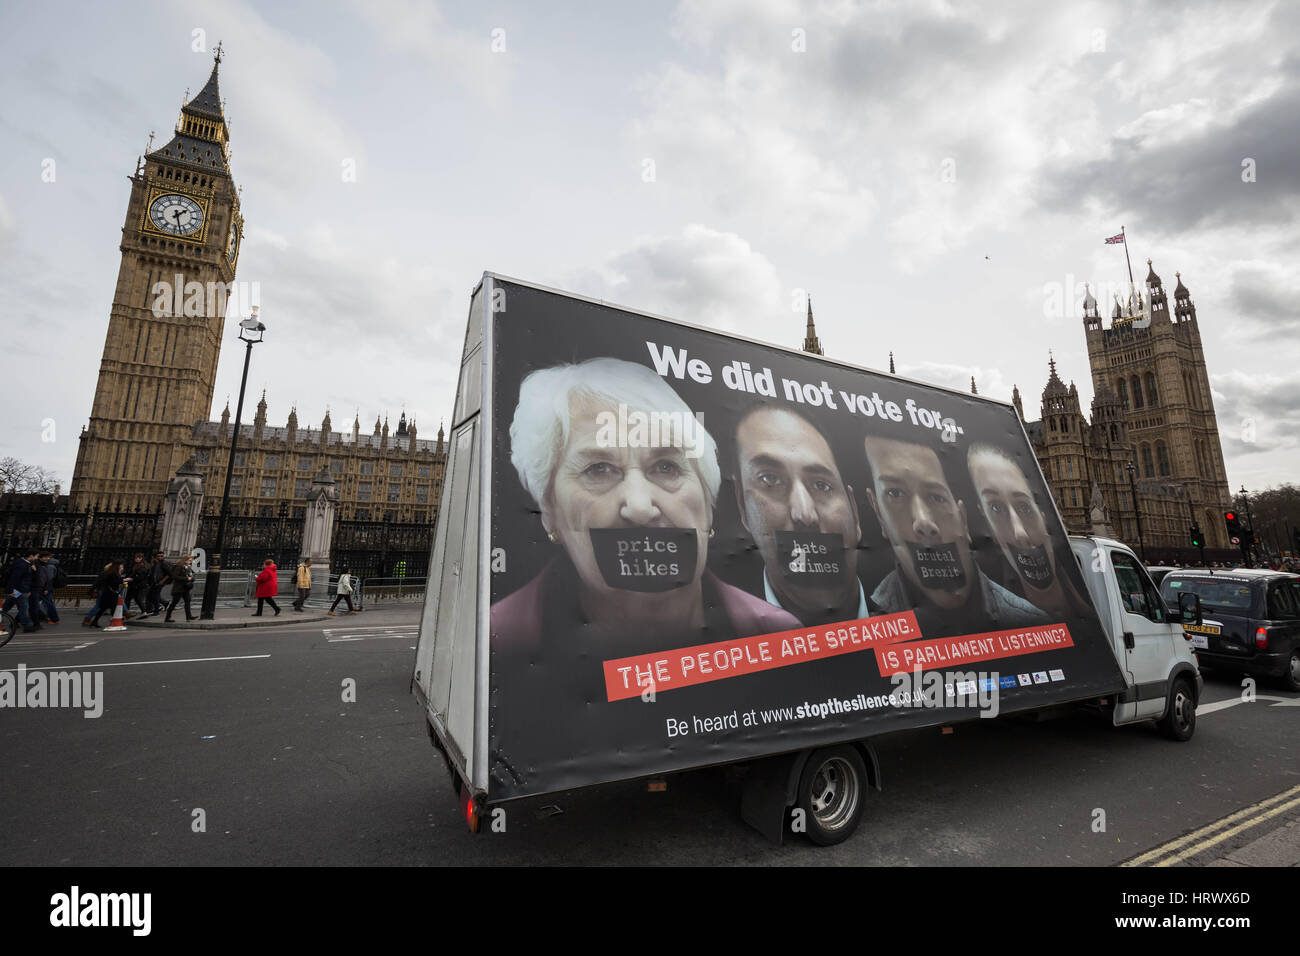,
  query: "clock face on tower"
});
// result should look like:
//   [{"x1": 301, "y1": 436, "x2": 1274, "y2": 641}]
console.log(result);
[
  {"x1": 227, "y1": 220, "x2": 240, "y2": 262},
  {"x1": 149, "y1": 193, "x2": 205, "y2": 236}
]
